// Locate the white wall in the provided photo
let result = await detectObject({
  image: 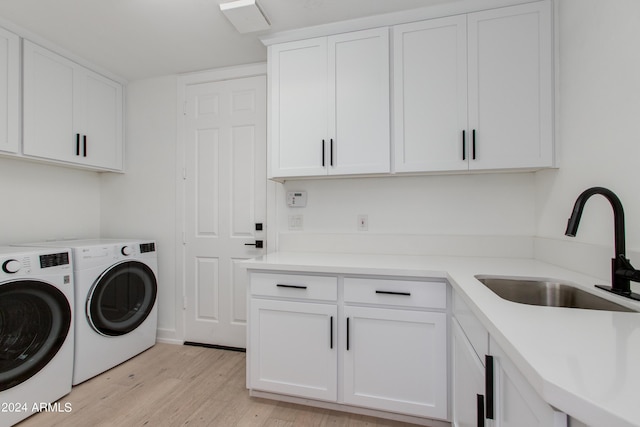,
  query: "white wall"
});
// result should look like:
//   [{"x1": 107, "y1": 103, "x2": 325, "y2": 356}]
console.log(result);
[
  {"x1": 279, "y1": 174, "x2": 535, "y2": 235},
  {"x1": 100, "y1": 75, "x2": 179, "y2": 342},
  {"x1": 535, "y1": 0, "x2": 640, "y2": 279},
  {"x1": 0, "y1": 157, "x2": 101, "y2": 245}
]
